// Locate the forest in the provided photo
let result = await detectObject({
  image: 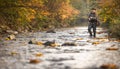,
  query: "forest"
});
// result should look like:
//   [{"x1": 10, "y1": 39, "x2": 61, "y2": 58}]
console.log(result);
[
  {"x1": 0, "y1": 0, "x2": 120, "y2": 39},
  {"x1": 0, "y1": 0, "x2": 120, "y2": 69},
  {"x1": 98, "y1": 0, "x2": 120, "y2": 39},
  {"x1": 0, "y1": 0, "x2": 79, "y2": 33}
]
